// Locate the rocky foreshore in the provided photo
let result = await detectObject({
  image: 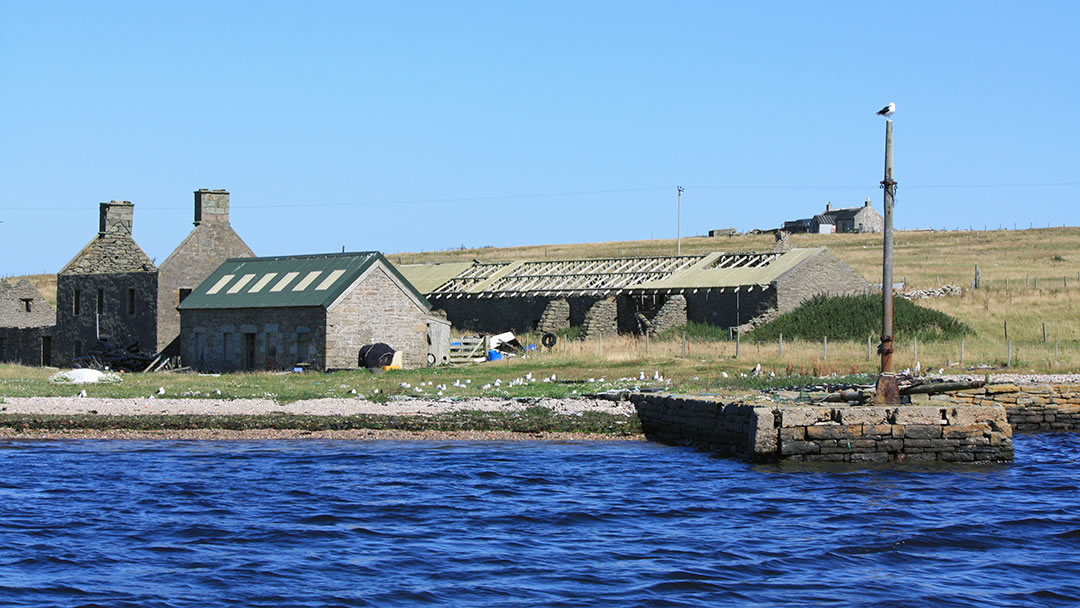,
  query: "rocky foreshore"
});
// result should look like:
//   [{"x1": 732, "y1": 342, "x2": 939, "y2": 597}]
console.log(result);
[{"x1": 0, "y1": 396, "x2": 643, "y2": 441}]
